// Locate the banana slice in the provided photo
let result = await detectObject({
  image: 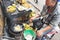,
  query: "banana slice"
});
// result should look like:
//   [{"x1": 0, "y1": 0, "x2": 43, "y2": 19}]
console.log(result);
[{"x1": 14, "y1": 25, "x2": 22, "y2": 32}]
